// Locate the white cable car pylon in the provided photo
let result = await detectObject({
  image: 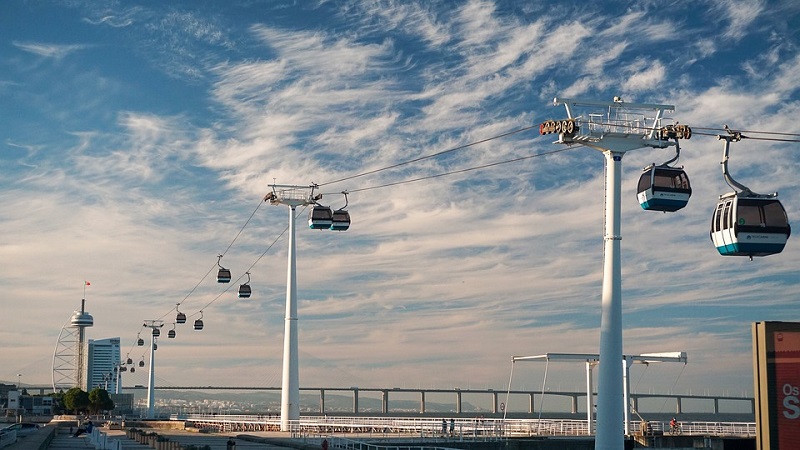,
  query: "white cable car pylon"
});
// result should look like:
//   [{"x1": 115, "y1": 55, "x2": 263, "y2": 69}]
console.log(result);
[
  {"x1": 548, "y1": 97, "x2": 685, "y2": 450},
  {"x1": 265, "y1": 183, "x2": 350, "y2": 432}
]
